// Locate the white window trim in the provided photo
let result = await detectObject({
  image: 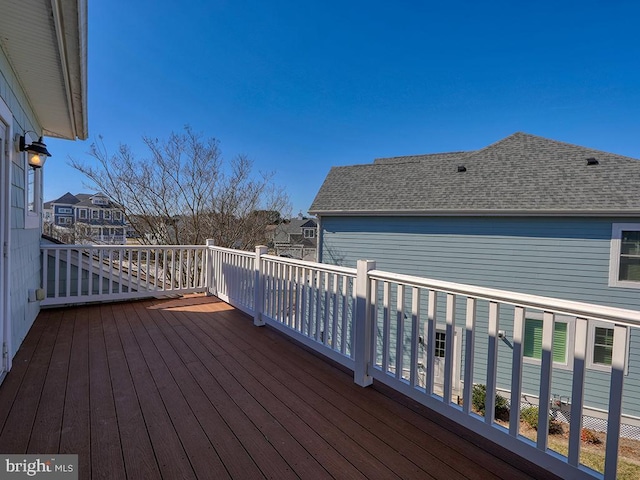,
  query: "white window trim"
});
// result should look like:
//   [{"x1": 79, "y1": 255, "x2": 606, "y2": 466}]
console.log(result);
[
  {"x1": 104, "y1": 210, "x2": 111, "y2": 220},
  {"x1": 92, "y1": 209, "x2": 99, "y2": 219},
  {"x1": 78, "y1": 208, "x2": 87, "y2": 219},
  {"x1": 586, "y1": 320, "x2": 629, "y2": 374},
  {"x1": 522, "y1": 311, "x2": 574, "y2": 371},
  {"x1": 609, "y1": 223, "x2": 640, "y2": 289},
  {"x1": 58, "y1": 207, "x2": 72, "y2": 214}
]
